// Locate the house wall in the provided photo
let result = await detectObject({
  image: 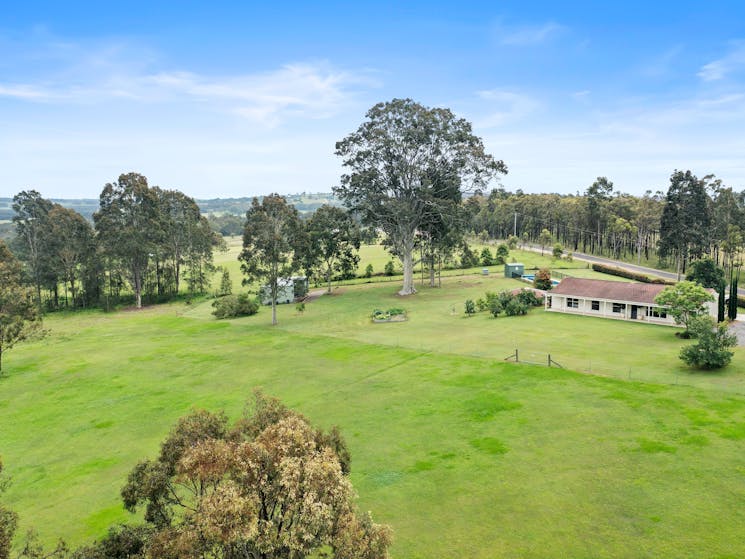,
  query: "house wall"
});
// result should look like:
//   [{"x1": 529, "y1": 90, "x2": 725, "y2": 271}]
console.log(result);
[{"x1": 546, "y1": 294, "x2": 678, "y2": 325}]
